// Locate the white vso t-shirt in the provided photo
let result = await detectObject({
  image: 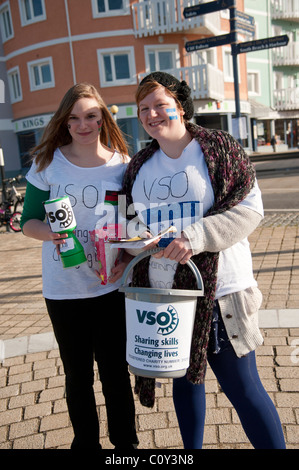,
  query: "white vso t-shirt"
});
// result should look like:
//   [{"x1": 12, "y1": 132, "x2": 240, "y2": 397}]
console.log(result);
[
  {"x1": 131, "y1": 139, "x2": 263, "y2": 299},
  {"x1": 26, "y1": 148, "x2": 128, "y2": 300}
]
